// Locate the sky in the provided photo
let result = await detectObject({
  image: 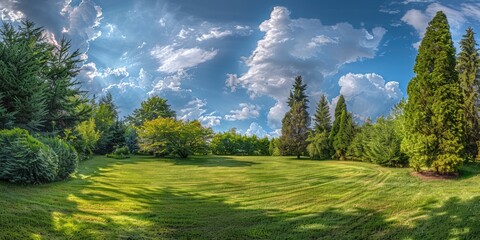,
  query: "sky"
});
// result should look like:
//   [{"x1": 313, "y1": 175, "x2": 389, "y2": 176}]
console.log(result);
[{"x1": 1, "y1": 0, "x2": 480, "y2": 137}]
